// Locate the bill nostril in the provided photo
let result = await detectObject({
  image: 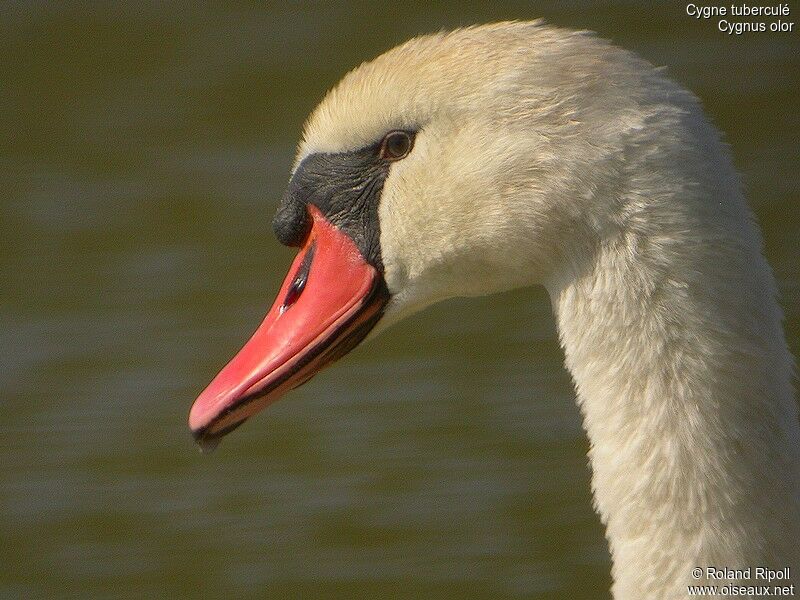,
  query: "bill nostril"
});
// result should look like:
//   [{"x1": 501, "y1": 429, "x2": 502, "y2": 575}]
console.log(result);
[
  {"x1": 280, "y1": 242, "x2": 316, "y2": 314},
  {"x1": 280, "y1": 273, "x2": 307, "y2": 314}
]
